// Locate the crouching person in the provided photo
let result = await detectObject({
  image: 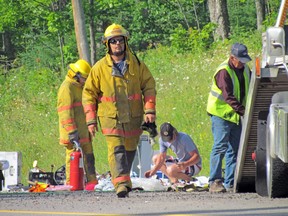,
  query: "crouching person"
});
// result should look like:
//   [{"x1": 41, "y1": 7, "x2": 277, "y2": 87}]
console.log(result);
[{"x1": 144, "y1": 122, "x2": 202, "y2": 184}]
